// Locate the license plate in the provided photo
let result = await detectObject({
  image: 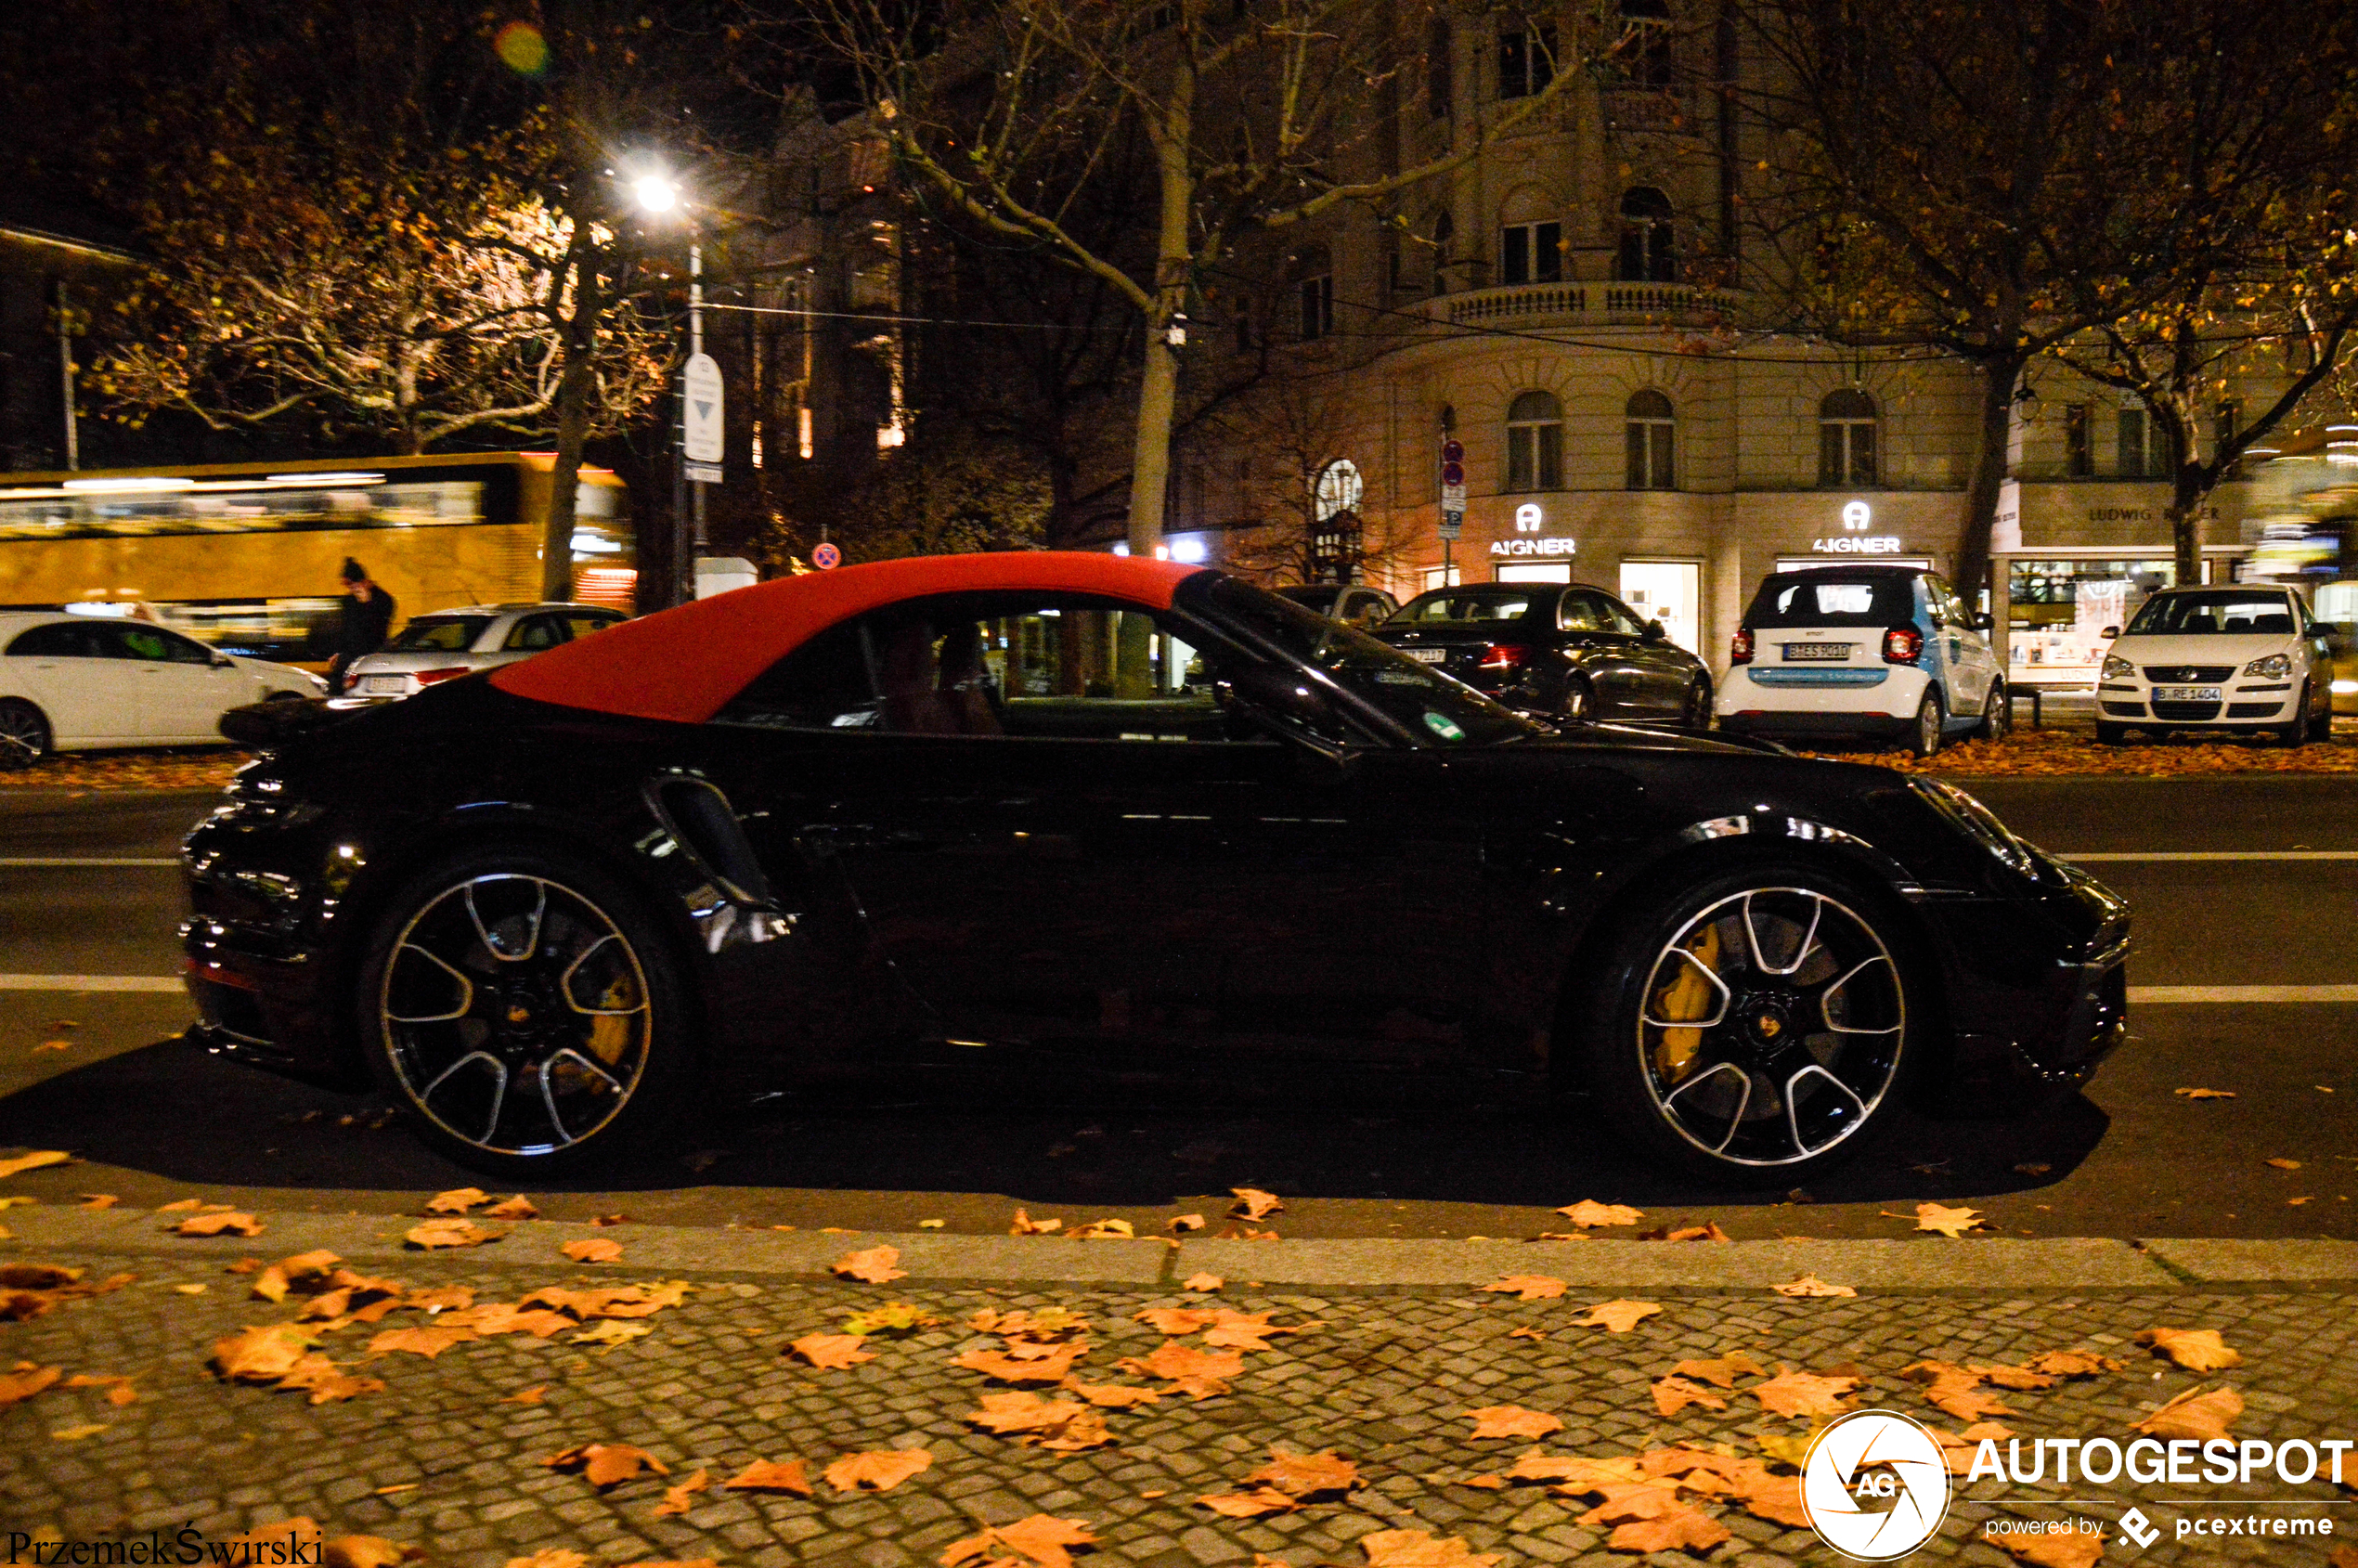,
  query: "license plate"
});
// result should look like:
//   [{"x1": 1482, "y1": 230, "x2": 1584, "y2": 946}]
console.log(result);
[
  {"x1": 2153, "y1": 685, "x2": 2222, "y2": 702},
  {"x1": 1406, "y1": 647, "x2": 1446, "y2": 663},
  {"x1": 361, "y1": 676, "x2": 408, "y2": 693},
  {"x1": 1781, "y1": 642, "x2": 1853, "y2": 661}
]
